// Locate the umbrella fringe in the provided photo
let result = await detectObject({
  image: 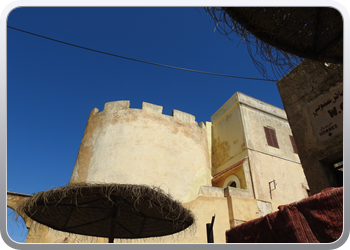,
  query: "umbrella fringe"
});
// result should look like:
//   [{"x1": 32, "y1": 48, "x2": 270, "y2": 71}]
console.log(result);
[{"x1": 205, "y1": 7, "x2": 343, "y2": 80}]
